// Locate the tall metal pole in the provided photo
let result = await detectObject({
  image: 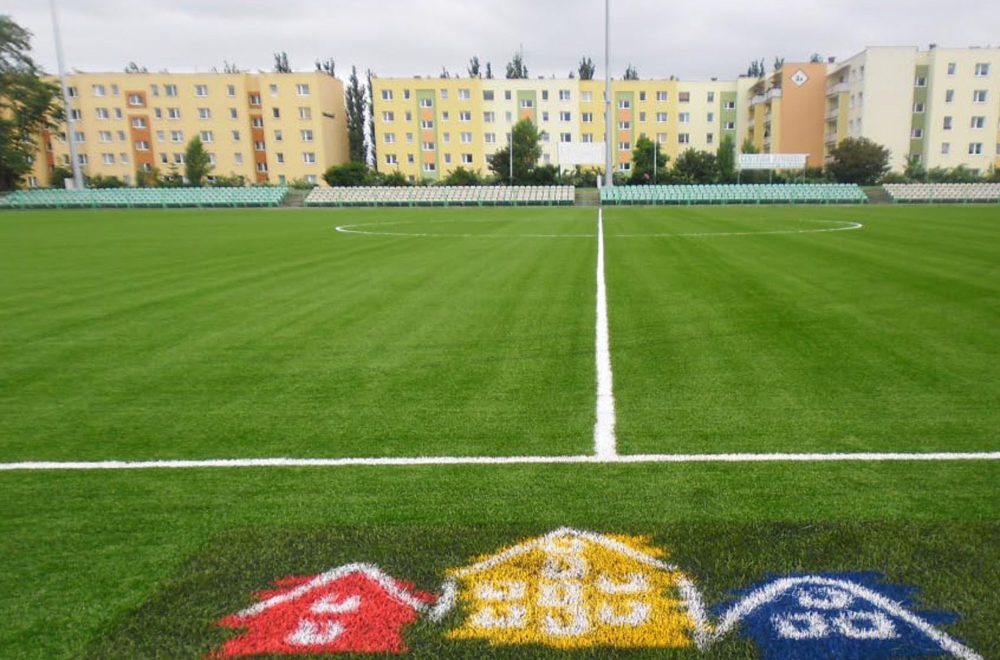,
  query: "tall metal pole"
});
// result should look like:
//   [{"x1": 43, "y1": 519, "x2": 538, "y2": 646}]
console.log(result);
[
  {"x1": 50, "y1": 0, "x2": 84, "y2": 189},
  {"x1": 604, "y1": 0, "x2": 613, "y2": 188}
]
